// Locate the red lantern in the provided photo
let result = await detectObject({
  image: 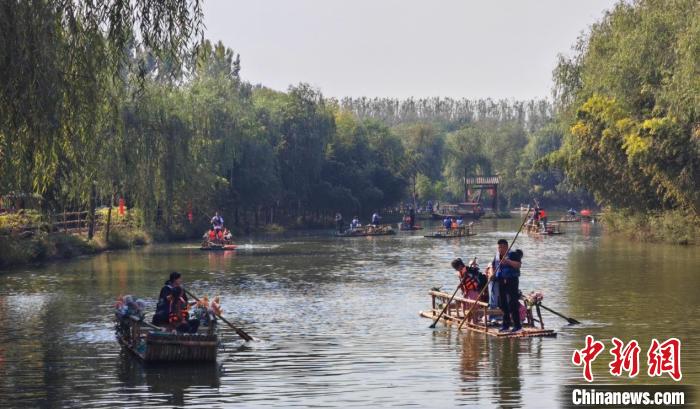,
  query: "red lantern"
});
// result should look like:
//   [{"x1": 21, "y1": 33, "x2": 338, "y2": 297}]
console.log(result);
[{"x1": 118, "y1": 198, "x2": 125, "y2": 216}]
